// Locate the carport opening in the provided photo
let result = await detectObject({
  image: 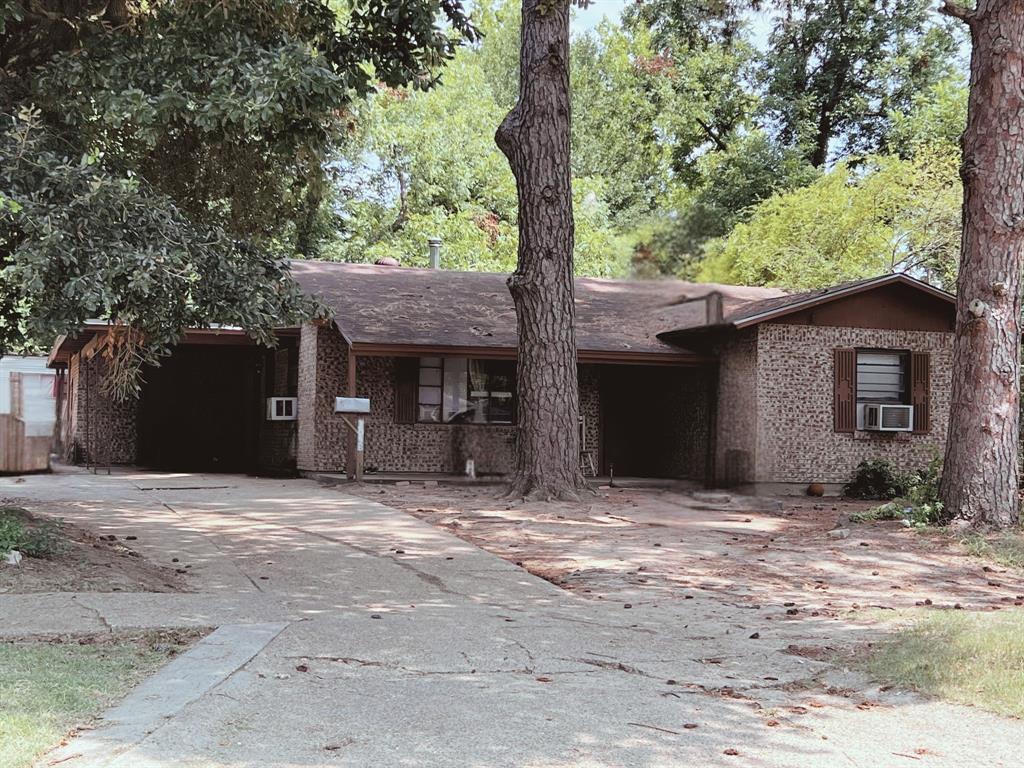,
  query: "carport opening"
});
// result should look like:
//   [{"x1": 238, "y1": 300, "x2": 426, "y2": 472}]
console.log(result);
[
  {"x1": 599, "y1": 364, "x2": 713, "y2": 481},
  {"x1": 136, "y1": 340, "x2": 297, "y2": 474}
]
